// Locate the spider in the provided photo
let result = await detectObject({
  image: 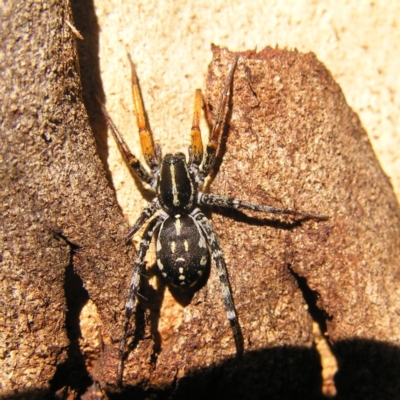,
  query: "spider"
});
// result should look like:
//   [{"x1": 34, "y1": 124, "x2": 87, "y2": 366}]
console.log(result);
[{"x1": 99, "y1": 54, "x2": 328, "y2": 384}]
